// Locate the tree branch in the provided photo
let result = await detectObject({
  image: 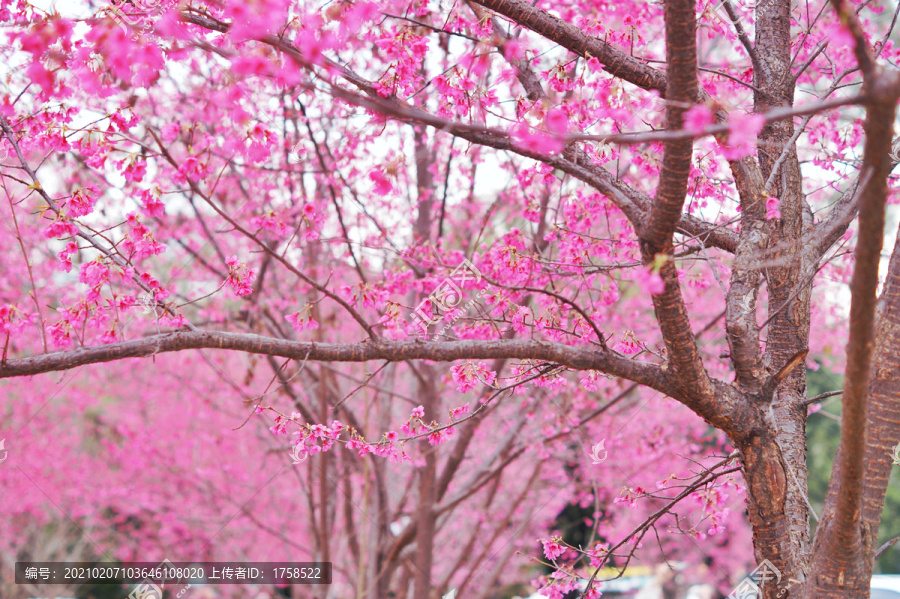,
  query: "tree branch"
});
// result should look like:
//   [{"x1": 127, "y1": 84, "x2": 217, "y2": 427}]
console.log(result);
[
  {"x1": 468, "y1": 0, "x2": 667, "y2": 94},
  {"x1": 807, "y1": 65, "x2": 900, "y2": 592},
  {"x1": 639, "y1": 0, "x2": 714, "y2": 402},
  {"x1": 178, "y1": 9, "x2": 740, "y2": 254},
  {"x1": 0, "y1": 329, "x2": 670, "y2": 390}
]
